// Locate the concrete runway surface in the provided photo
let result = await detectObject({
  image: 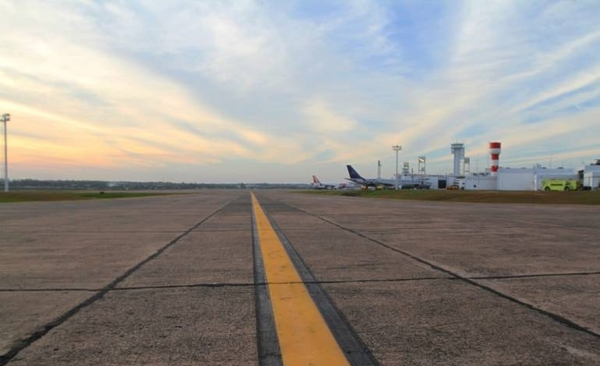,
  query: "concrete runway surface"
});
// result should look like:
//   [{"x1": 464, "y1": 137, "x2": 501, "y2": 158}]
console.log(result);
[{"x1": 0, "y1": 190, "x2": 599, "y2": 365}]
